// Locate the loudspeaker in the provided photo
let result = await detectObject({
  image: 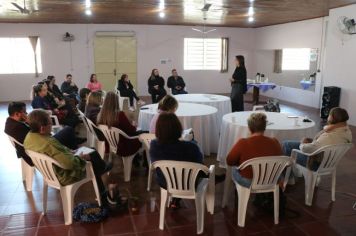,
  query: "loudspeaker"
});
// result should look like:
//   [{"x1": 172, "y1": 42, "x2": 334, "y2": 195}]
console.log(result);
[{"x1": 320, "y1": 86, "x2": 341, "y2": 119}]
